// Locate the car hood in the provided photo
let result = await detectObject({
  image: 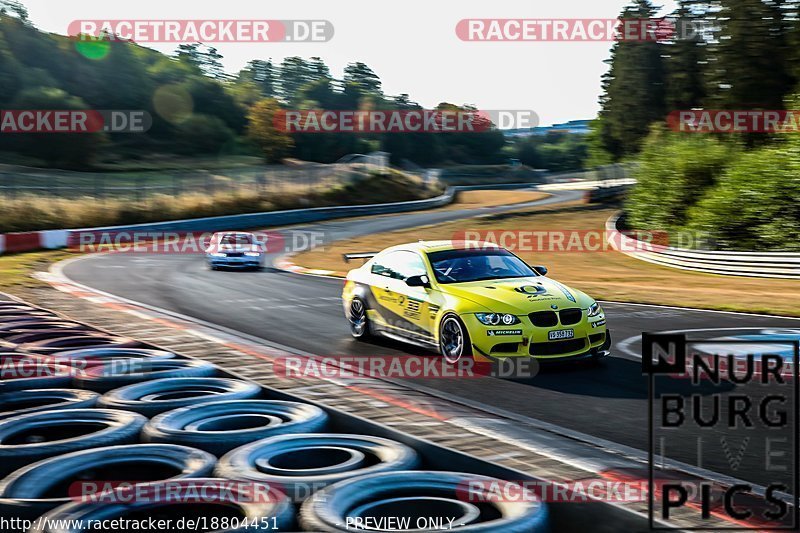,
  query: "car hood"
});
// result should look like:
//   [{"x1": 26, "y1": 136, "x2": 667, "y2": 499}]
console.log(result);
[{"x1": 439, "y1": 276, "x2": 592, "y2": 314}]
